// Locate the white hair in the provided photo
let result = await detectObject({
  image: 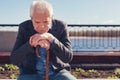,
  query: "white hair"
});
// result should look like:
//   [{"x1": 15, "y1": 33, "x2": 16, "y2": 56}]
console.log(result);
[{"x1": 30, "y1": 0, "x2": 53, "y2": 18}]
